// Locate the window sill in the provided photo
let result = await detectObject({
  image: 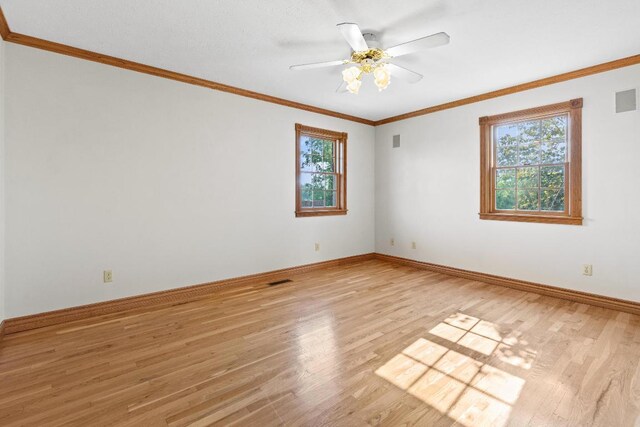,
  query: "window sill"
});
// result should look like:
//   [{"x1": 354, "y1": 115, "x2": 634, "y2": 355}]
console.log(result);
[
  {"x1": 479, "y1": 212, "x2": 582, "y2": 225},
  {"x1": 296, "y1": 209, "x2": 348, "y2": 218}
]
